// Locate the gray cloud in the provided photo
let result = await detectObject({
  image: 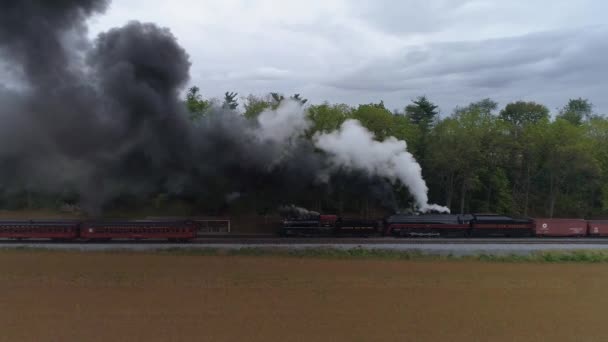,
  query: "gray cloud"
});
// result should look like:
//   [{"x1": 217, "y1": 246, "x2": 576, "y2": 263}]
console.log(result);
[
  {"x1": 50, "y1": 1, "x2": 608, "y2": 114},
  {"x1": 327, "y1": 27, "x2": 608, "y2": 113},
  {"x1": 348, "y1": 0, "x2": 472, "y2": 34}
]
